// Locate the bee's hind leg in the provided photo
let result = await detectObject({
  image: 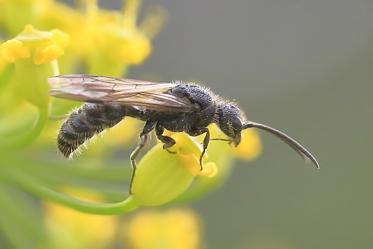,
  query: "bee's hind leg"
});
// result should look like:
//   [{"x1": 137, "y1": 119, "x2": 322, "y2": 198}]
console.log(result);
[
  {"x1": 129, "y1": 120, "x2": 156, "y2": 194},
  {"x1": 155, "y1": 124, "x2": 176, "y2": 153}
]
